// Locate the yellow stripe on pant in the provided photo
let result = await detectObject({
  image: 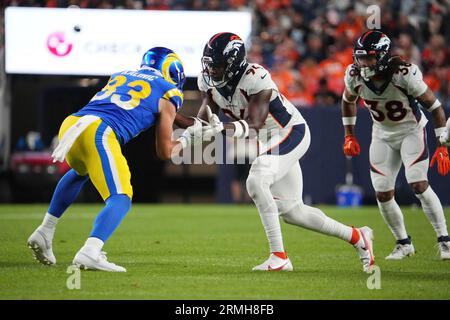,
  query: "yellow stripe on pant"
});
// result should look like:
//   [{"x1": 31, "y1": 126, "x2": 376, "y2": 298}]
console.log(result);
[{"x1": 59, "y1": 115, "x2": 133, "y2": 201}]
